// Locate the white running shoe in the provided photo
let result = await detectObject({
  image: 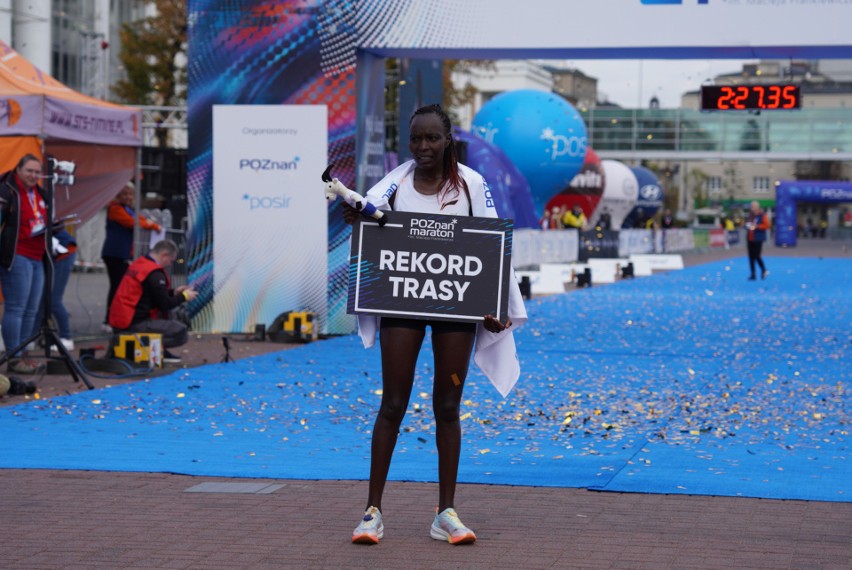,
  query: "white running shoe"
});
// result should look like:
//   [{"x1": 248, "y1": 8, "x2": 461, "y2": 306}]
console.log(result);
[
  {"x1": 431, "y1": 508, "x2": 476, "y2": 544},
  {"x1": 352, "y1": 506, "x2": 383, "y2": 544},
  {"x1": 51, "y1": 338, "x2": 74, "y2": 352}
]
